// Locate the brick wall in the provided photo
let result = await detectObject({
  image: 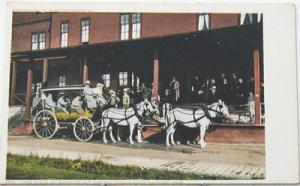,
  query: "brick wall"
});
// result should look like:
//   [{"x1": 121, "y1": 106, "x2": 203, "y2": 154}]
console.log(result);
[
  {"x1": 142, "y1": 13, "x2": 197, "y2": 38},
  {"x1": 210, "y1": 13, "x2": 239, "y2": 30},
  {"x1": 50, "y1": 13, "x2": 120, "y2": 48},
  {"x1": 11, "y1": 12, "x2": 240, "y2": 53},
  {"x1": 11, "y1": 21, "x2": 51, "y2": 52}
]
